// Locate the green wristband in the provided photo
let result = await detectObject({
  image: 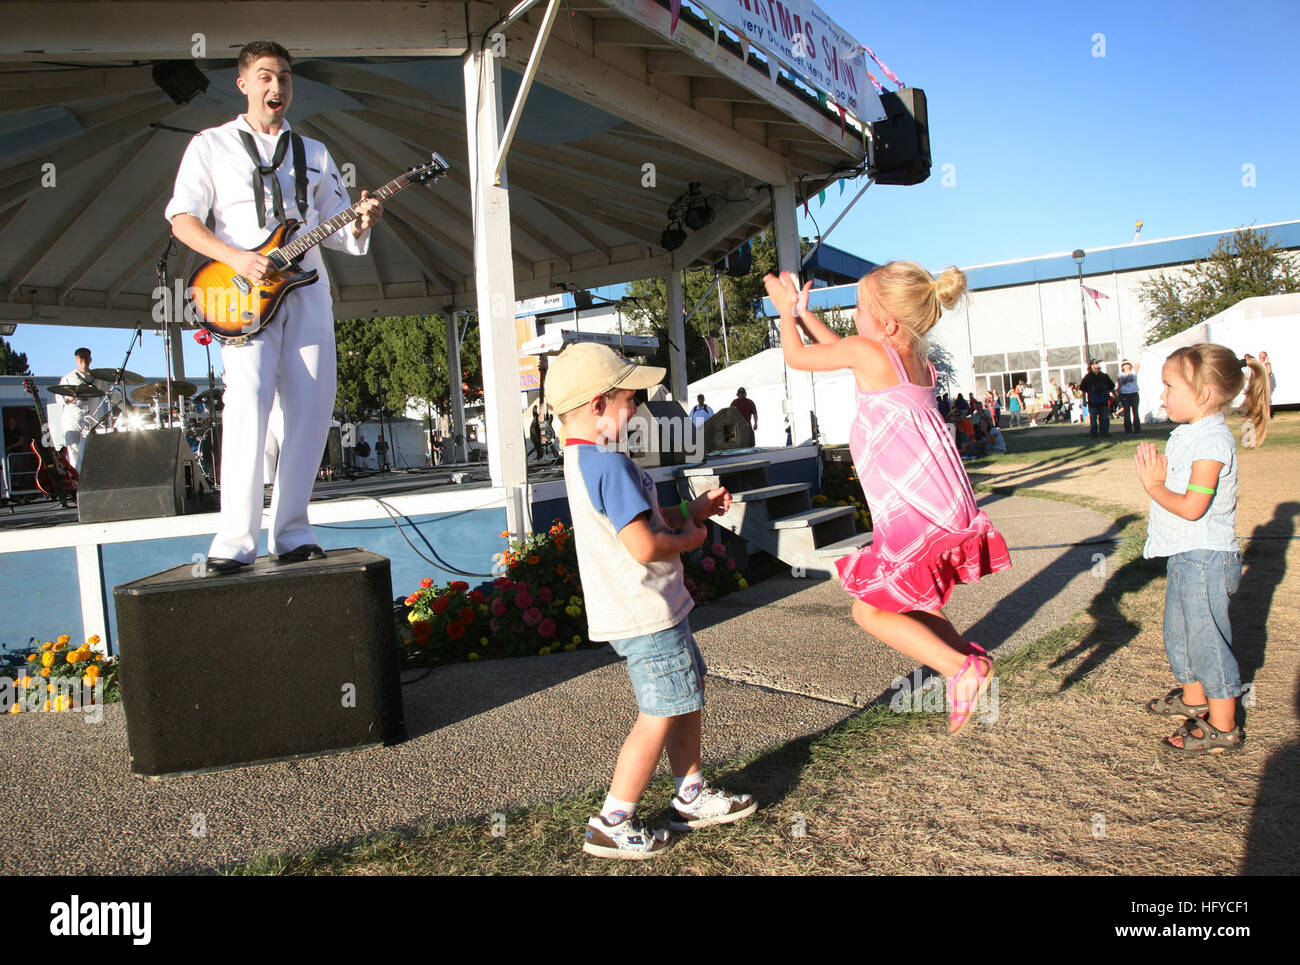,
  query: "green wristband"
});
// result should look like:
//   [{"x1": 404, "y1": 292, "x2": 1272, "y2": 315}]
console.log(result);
[
  {"x1": 1186, "y1": 483, "x2": 1216, "y2": 495},
  {"x1": 680, "y1": 499, "x2": 693, "y2": 523}
]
